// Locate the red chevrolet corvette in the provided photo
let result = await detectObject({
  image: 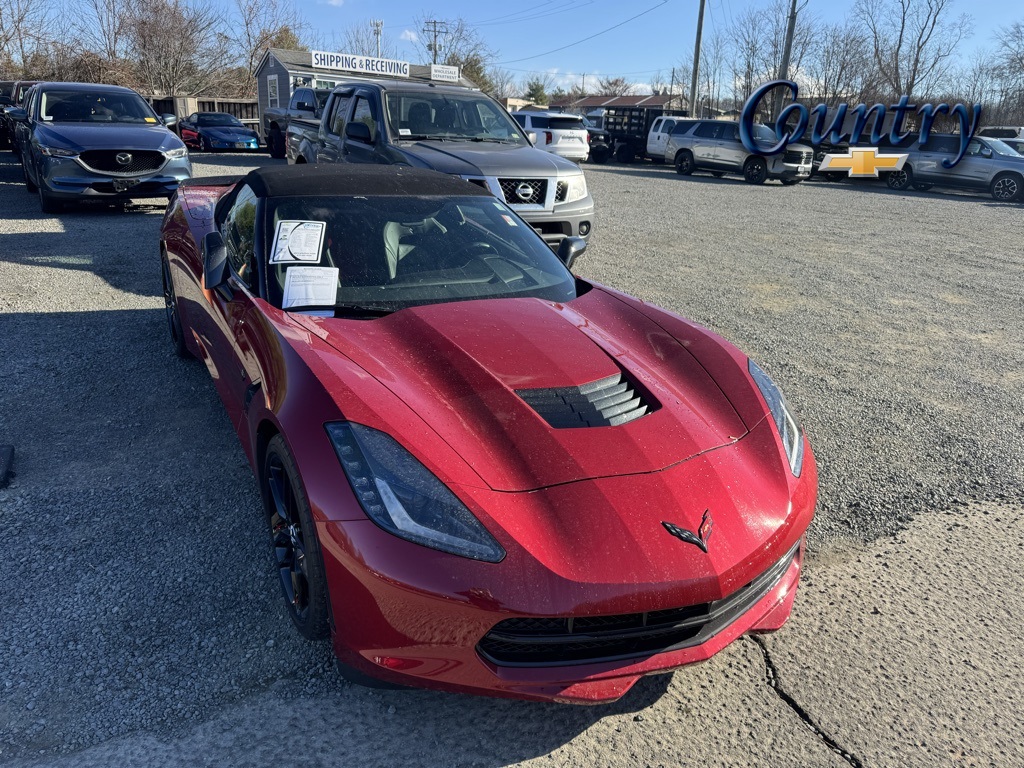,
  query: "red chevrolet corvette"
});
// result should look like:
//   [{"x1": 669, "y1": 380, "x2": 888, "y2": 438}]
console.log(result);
[{"x1": 159, "y1": 164, "x2": 816, "y2": 703}]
